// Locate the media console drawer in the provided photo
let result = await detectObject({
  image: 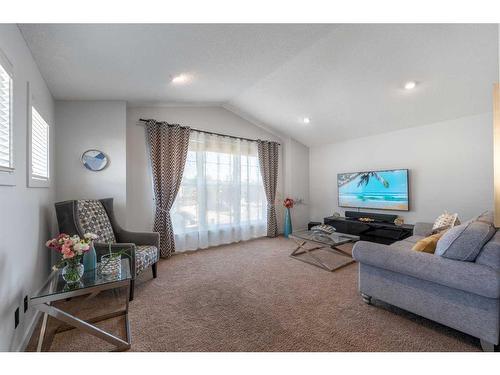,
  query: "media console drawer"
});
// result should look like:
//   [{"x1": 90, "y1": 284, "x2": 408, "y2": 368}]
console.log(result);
[{"x1": 324, "y1": 216, "x2": 413, "y2": 245}]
